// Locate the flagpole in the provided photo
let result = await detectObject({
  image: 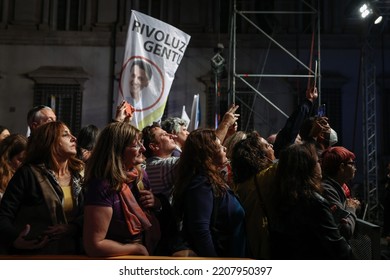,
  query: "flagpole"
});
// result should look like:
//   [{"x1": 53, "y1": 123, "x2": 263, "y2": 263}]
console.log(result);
[{"x1": 109, "y1": 0, "x2": 120, "y2": 121}]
